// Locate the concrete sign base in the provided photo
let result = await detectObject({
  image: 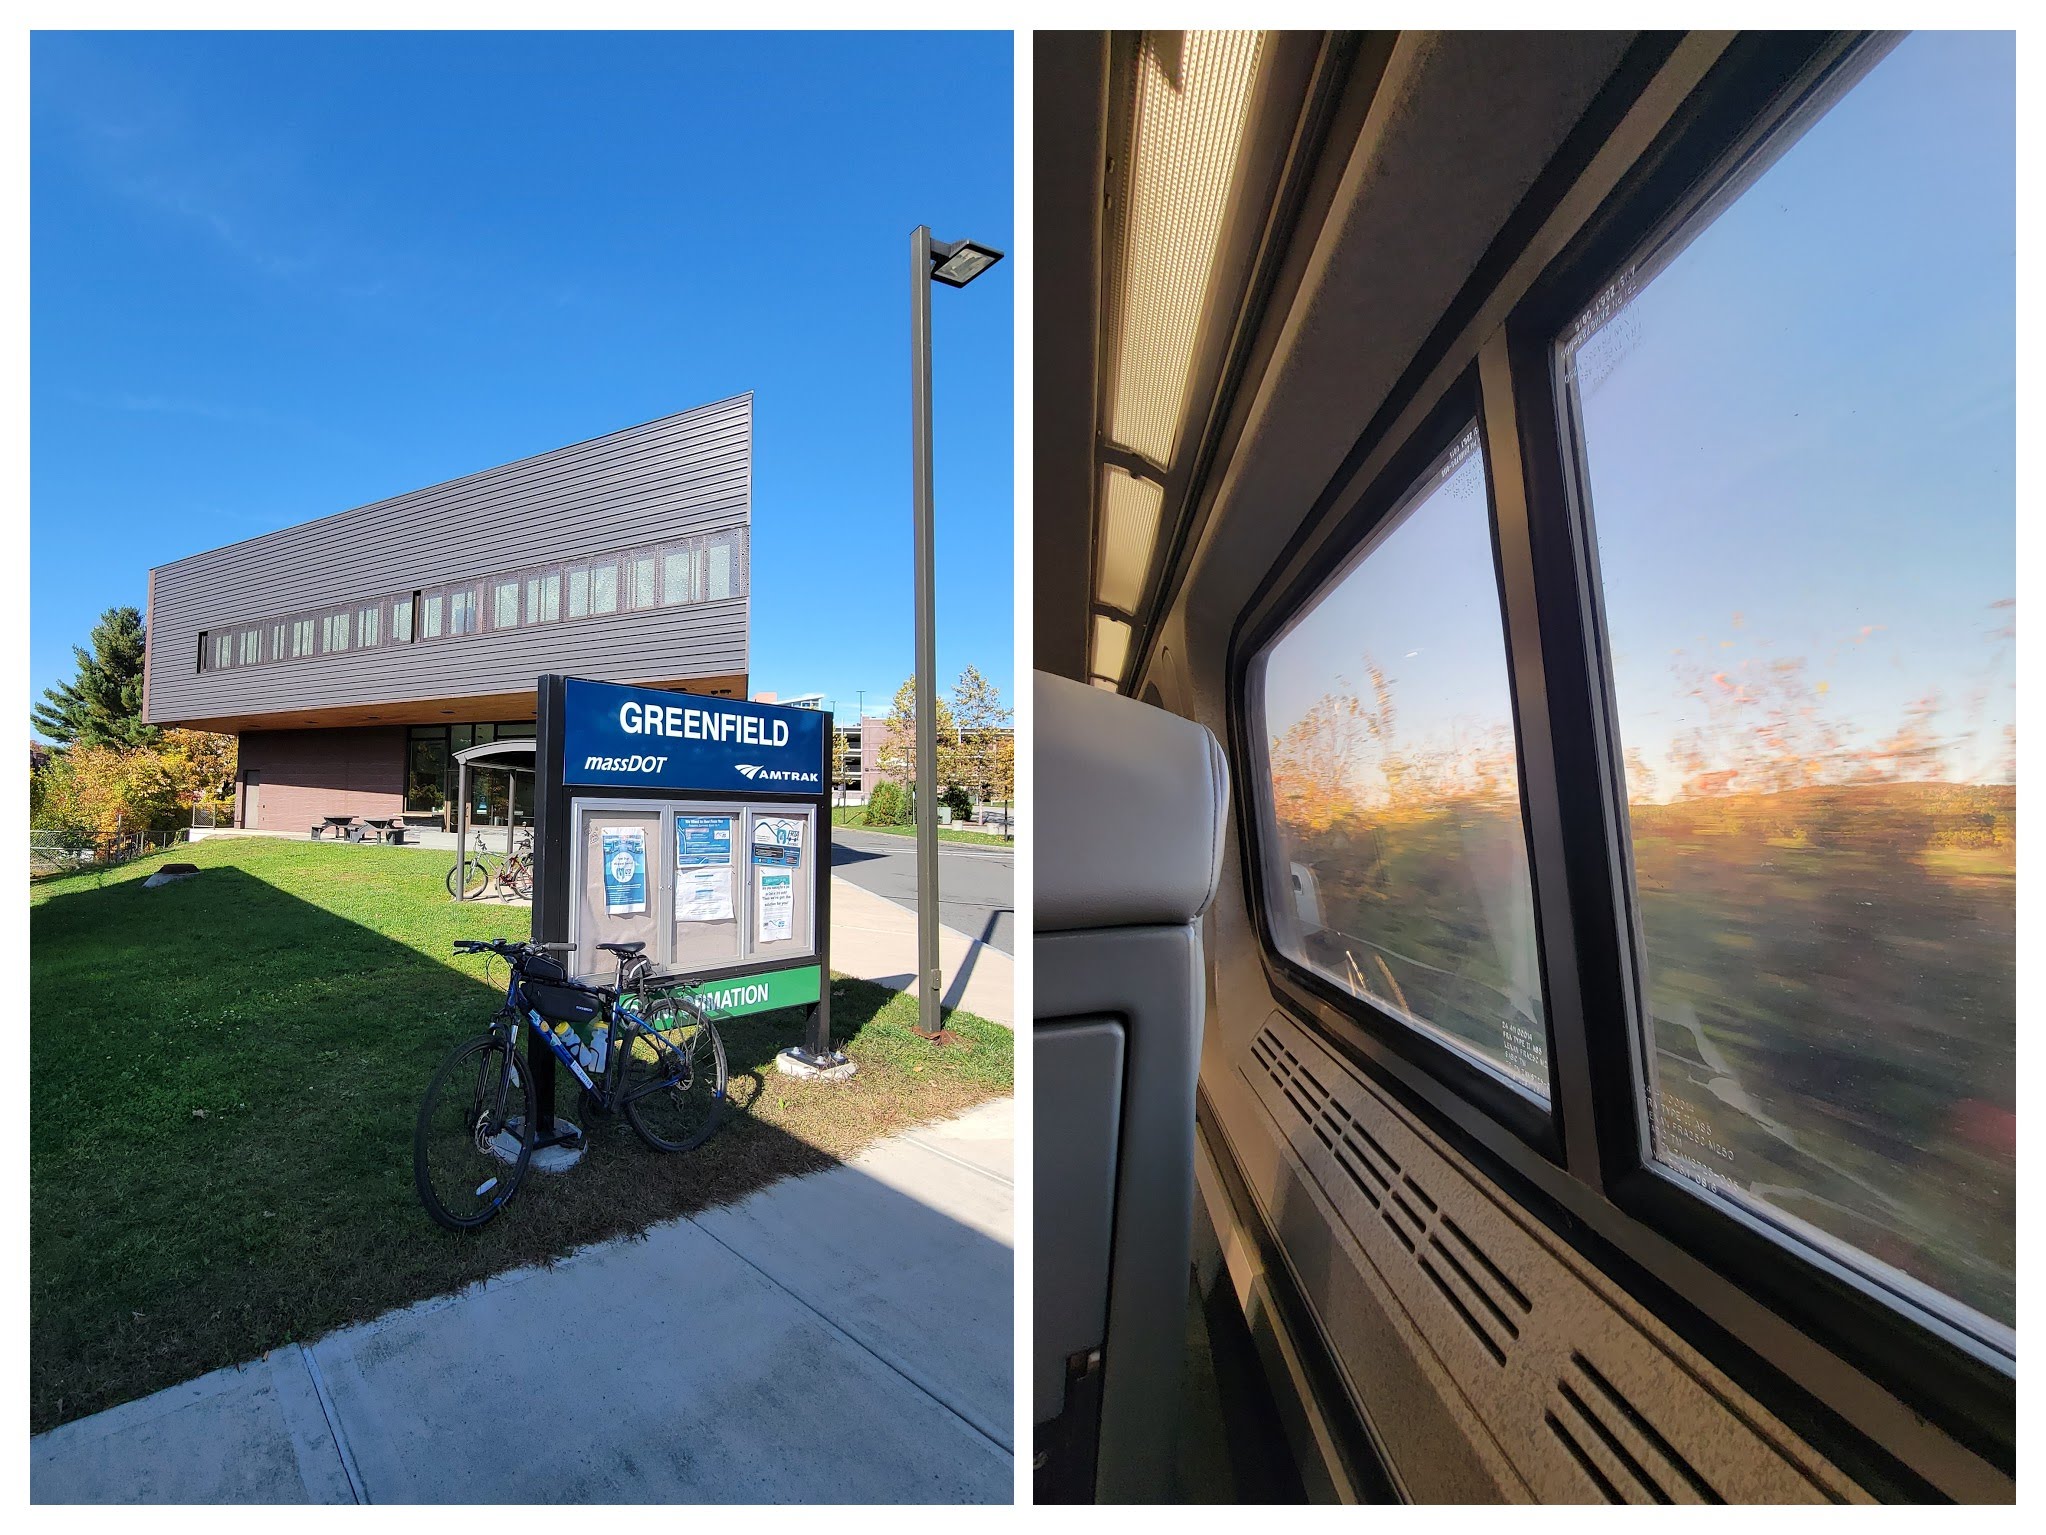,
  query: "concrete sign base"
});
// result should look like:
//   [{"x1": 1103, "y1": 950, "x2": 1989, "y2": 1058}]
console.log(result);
[
  {"x1": 775, "y1": 1047, "x2": 858, "y2": 1083},
  {"x1": 490, "y1": 1117, "x2": 586, "y2": 1173}
]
